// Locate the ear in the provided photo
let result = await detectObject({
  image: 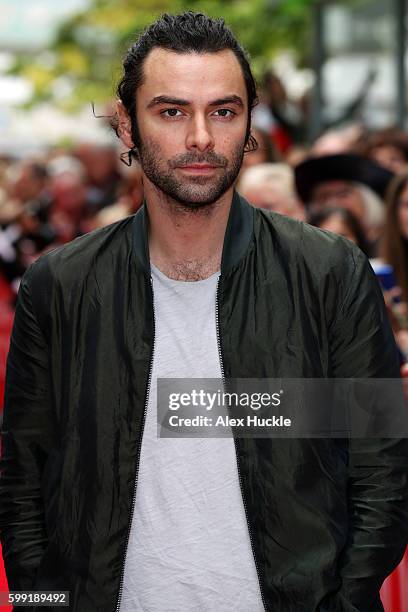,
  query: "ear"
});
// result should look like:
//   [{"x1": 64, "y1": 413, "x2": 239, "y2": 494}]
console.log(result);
[{"x1": 116, "y1": 100, "x2": 135, "y2": 150}]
